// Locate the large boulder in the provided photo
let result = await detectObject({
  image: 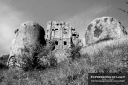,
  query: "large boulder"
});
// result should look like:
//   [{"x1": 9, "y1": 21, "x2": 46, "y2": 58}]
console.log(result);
[
  {"x1": 85, "y1": 16, "x2": 128, "y2": 46},
  {"x1": 7, "y1": 21, "x2": 46, "y2": 68}
]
